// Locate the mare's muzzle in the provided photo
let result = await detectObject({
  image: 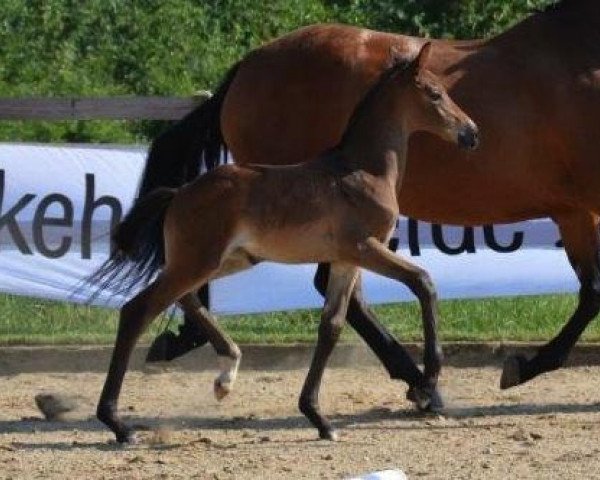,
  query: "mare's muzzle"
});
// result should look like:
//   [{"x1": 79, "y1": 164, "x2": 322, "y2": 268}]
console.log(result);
[{"x1": 457, "y1": 124, "x2": 479, "y2": 150}]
